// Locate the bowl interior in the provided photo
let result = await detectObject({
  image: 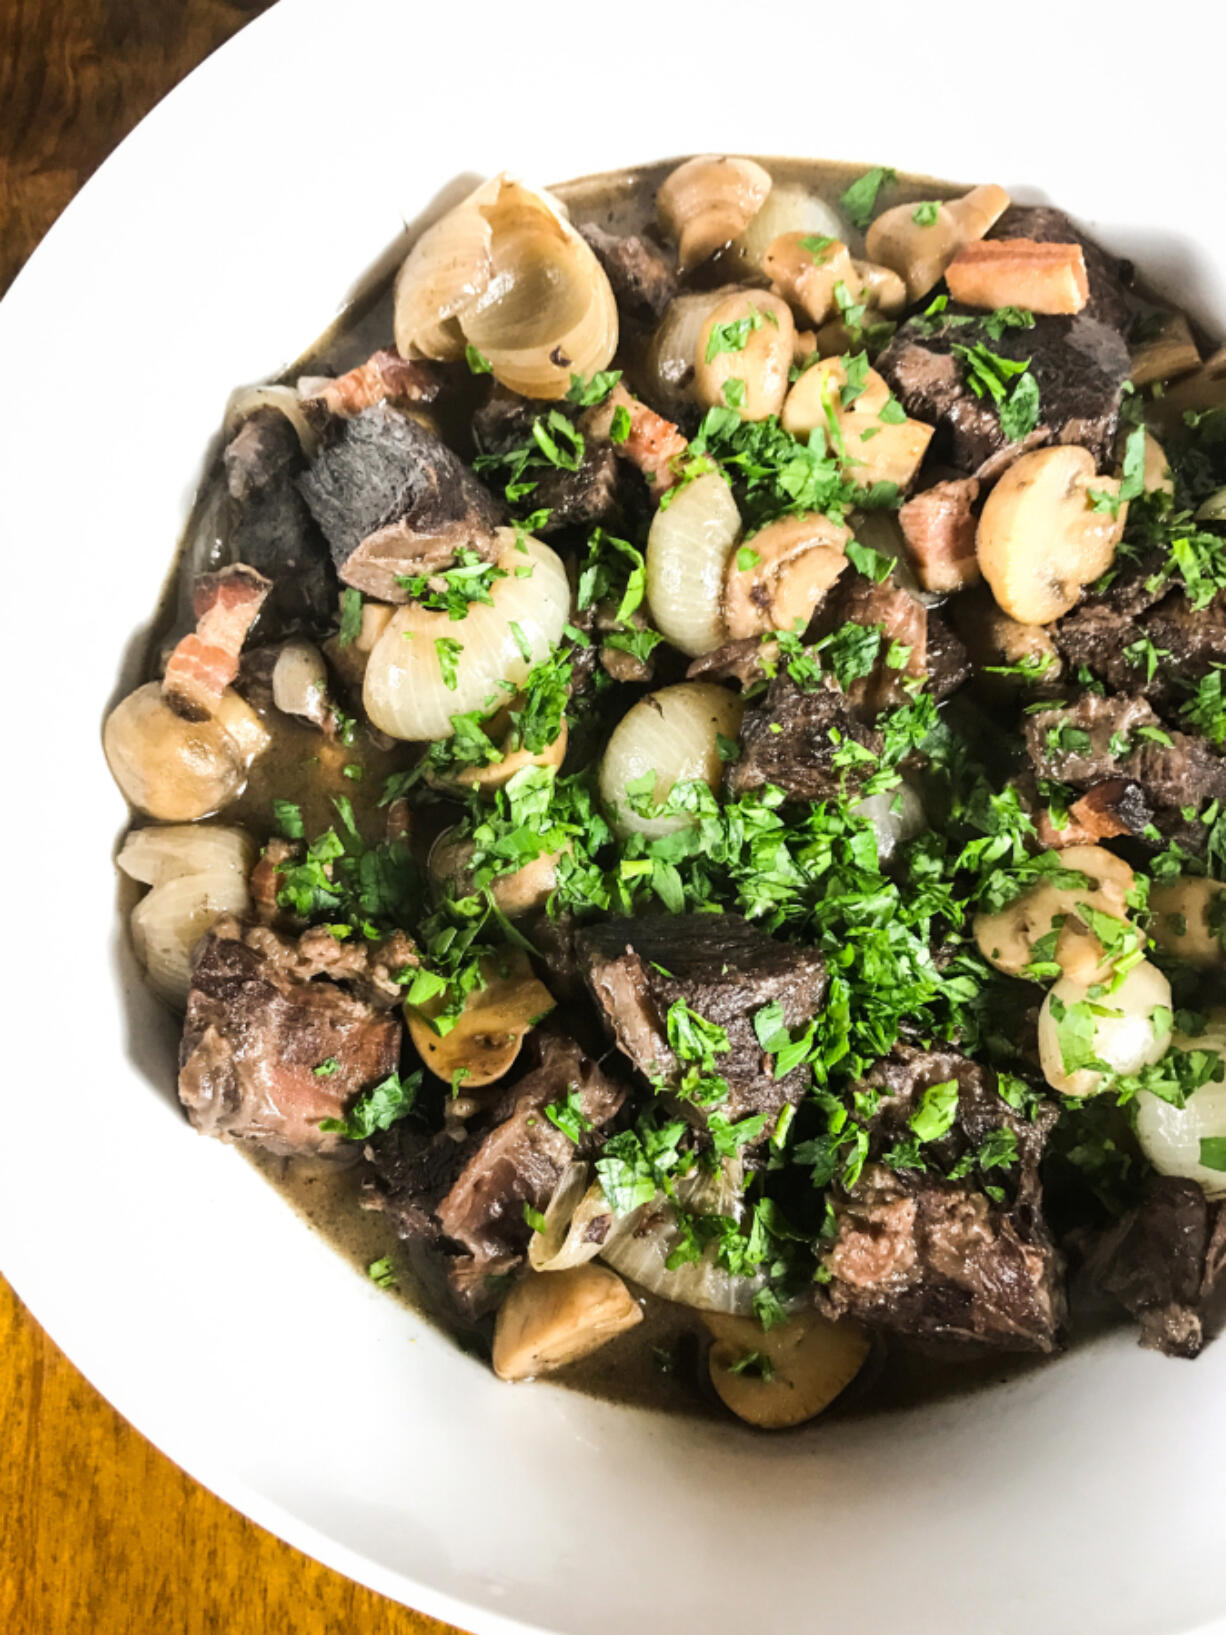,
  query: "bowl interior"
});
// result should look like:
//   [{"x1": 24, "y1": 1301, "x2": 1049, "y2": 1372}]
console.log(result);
[{"x1": 1, "y1": 4, "x2": 1223, "y2": 1633}]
